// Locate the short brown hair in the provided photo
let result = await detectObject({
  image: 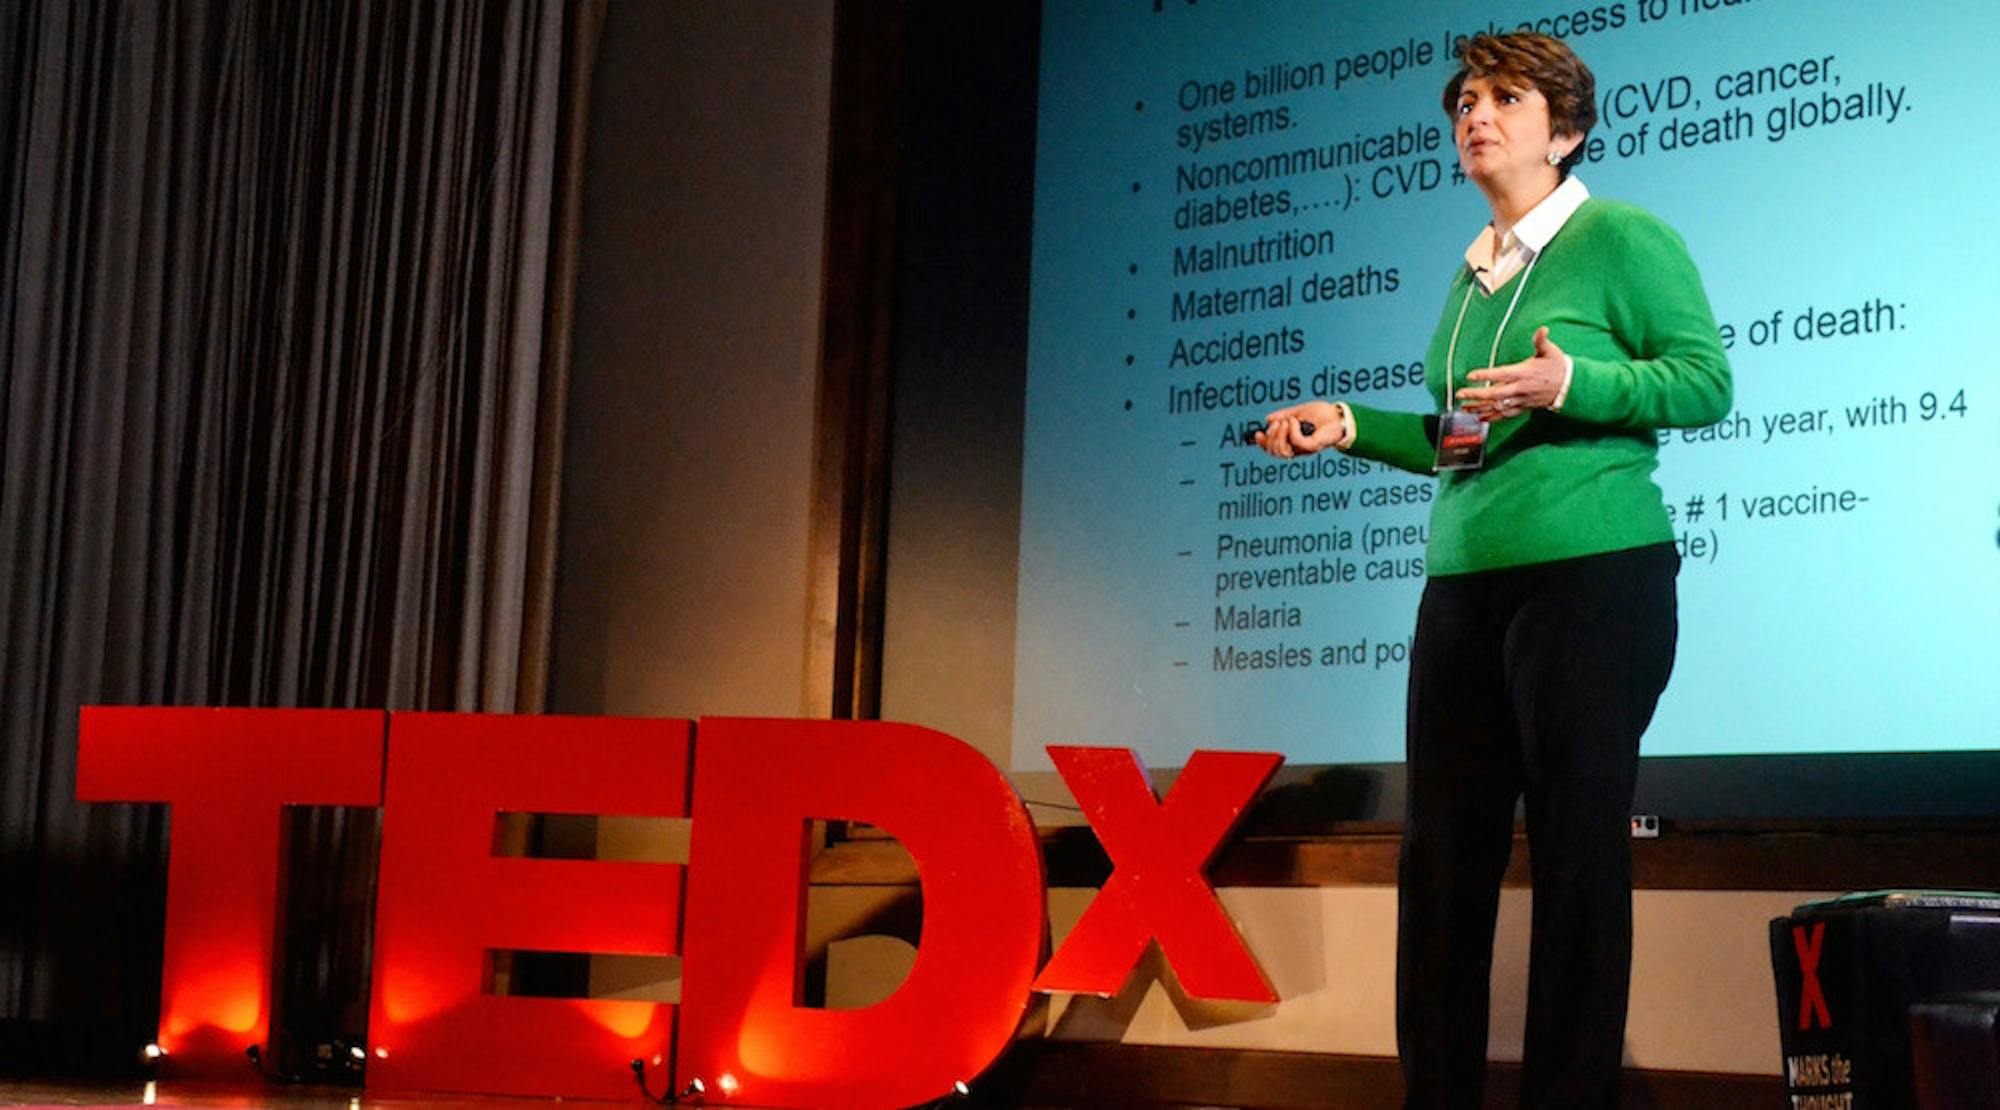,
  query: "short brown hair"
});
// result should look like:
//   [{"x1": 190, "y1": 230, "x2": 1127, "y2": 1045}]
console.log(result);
[{"x1": 1442, "y1": 33, "x2": 1598, "y2": 176}]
